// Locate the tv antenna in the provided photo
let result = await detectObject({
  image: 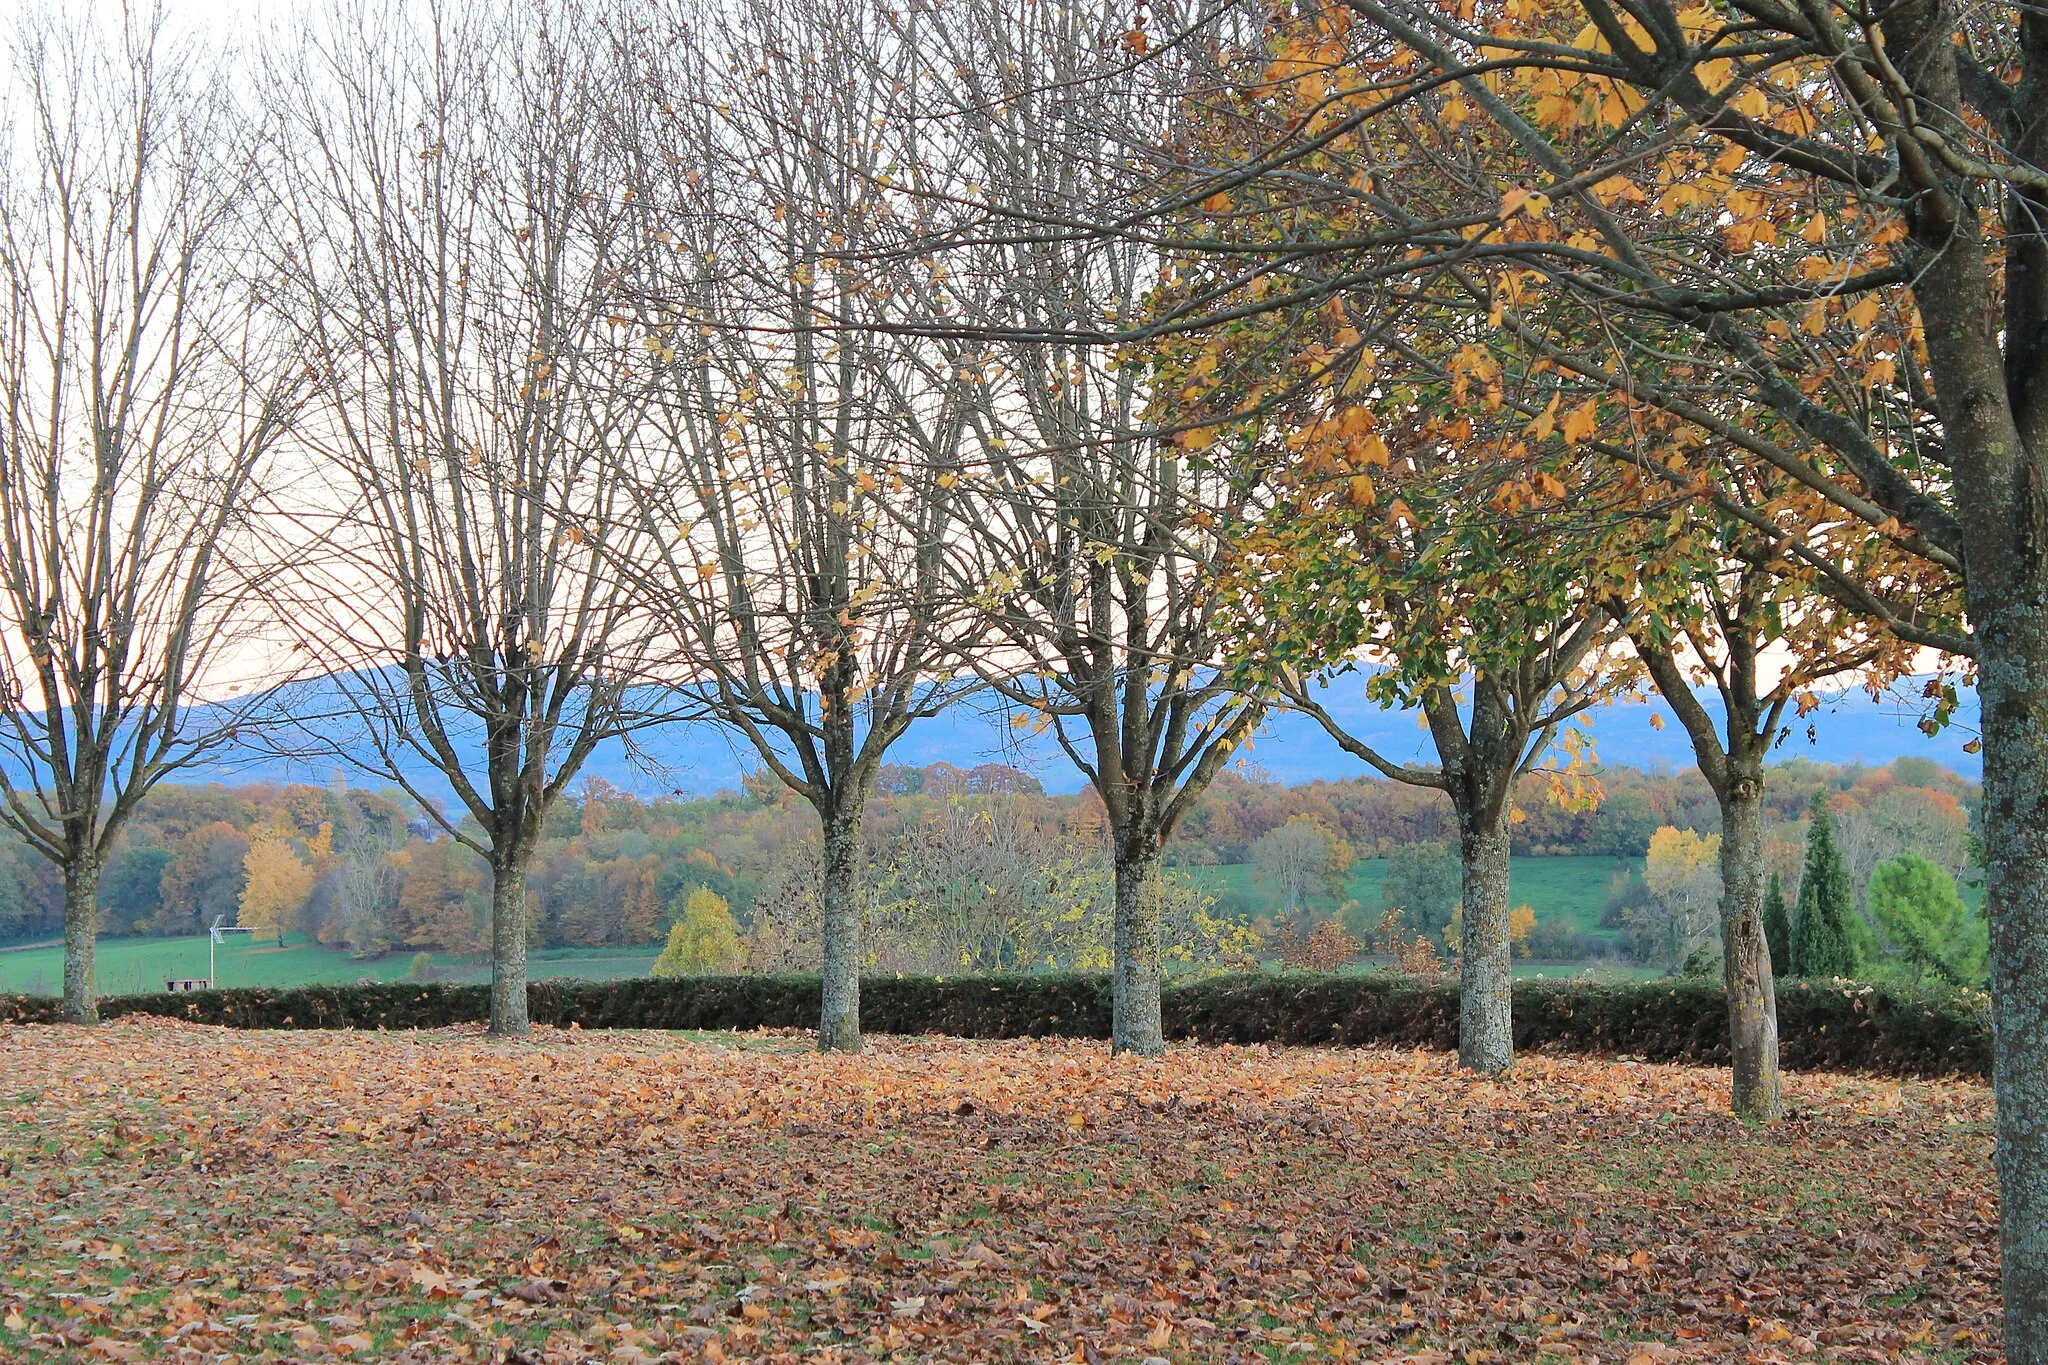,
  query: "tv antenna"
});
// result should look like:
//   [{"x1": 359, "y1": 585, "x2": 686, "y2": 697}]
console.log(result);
[{"x1": 206, "y1": 915, "x2": 255, "y2": 988}]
